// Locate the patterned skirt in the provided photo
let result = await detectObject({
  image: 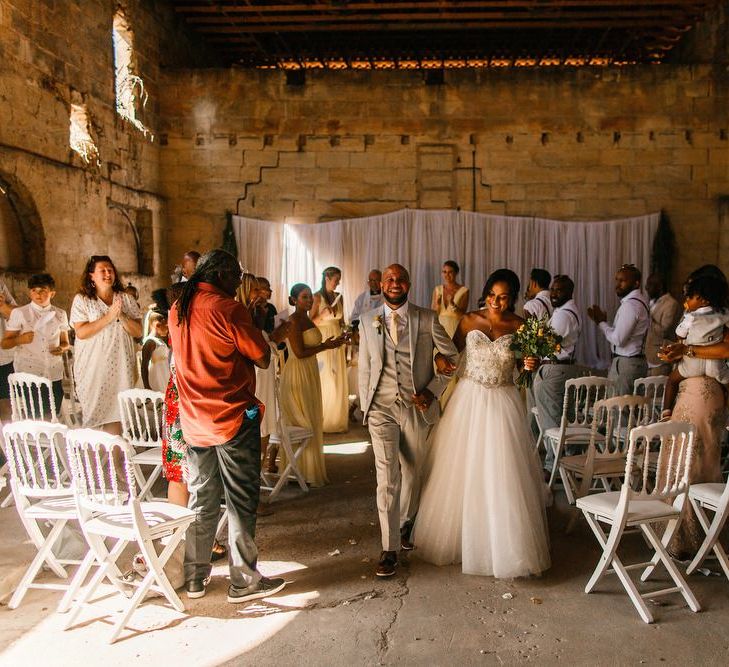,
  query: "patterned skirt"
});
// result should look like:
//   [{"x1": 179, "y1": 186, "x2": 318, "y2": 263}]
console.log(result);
[{"x1": 162, "y1": 366, "x2": 189, "y2": 484}]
